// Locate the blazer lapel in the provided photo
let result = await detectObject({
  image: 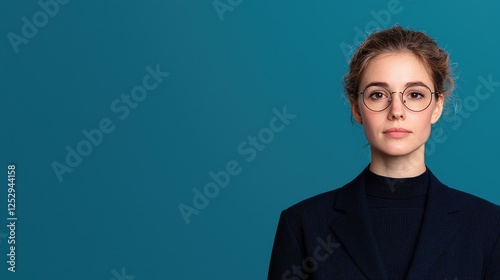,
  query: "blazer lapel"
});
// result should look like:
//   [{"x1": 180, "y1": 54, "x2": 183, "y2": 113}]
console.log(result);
[
  {"x1": 406, "y1": 169, "x2": 461, "y2": 280},
  {"x1": 330, "y1": 170, "x2": 389, "y2": 280}
]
